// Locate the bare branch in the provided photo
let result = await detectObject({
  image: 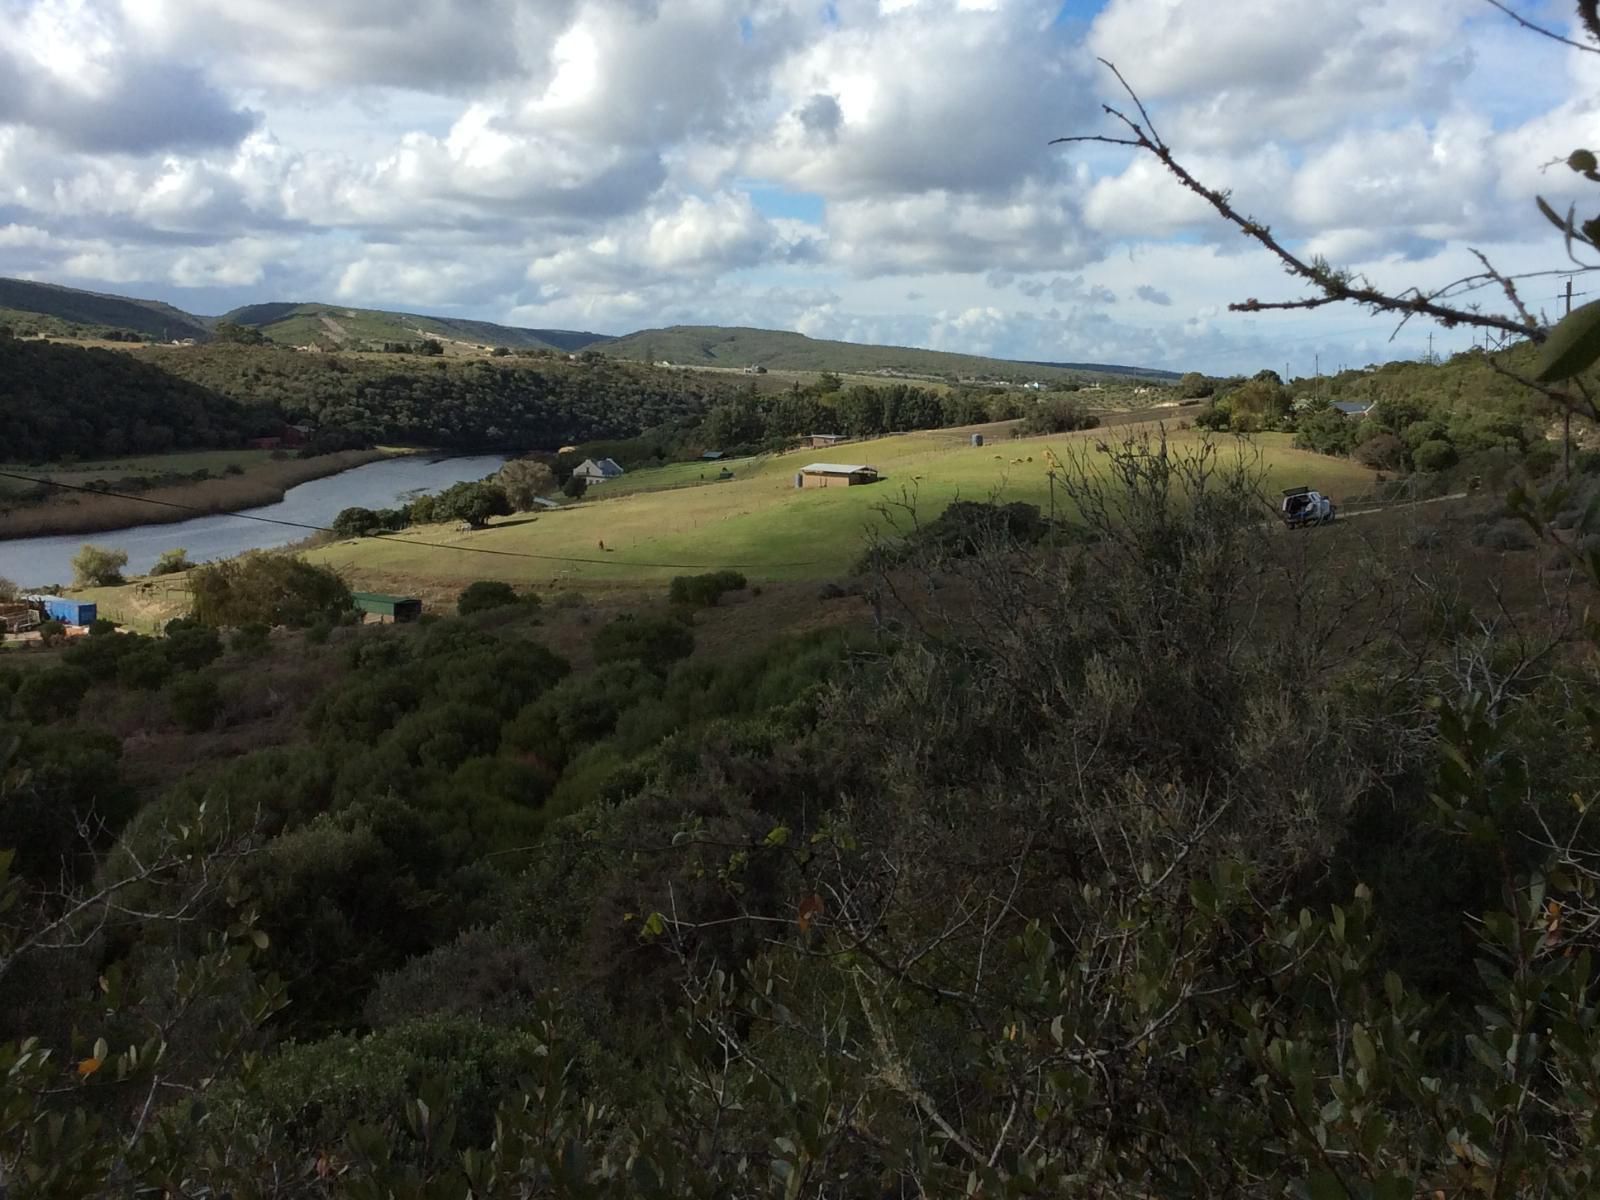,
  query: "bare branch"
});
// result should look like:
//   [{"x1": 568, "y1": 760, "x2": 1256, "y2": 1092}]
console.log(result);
[{"x1": 1482, "y1": 0, "x2": 1600, "y2": 53}]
